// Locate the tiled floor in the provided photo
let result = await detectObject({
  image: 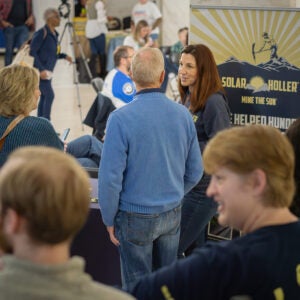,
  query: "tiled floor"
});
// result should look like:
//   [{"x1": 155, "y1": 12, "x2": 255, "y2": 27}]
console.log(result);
[{"x1": 0, "y1": 46, "x2": 177, "y2": 142}]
